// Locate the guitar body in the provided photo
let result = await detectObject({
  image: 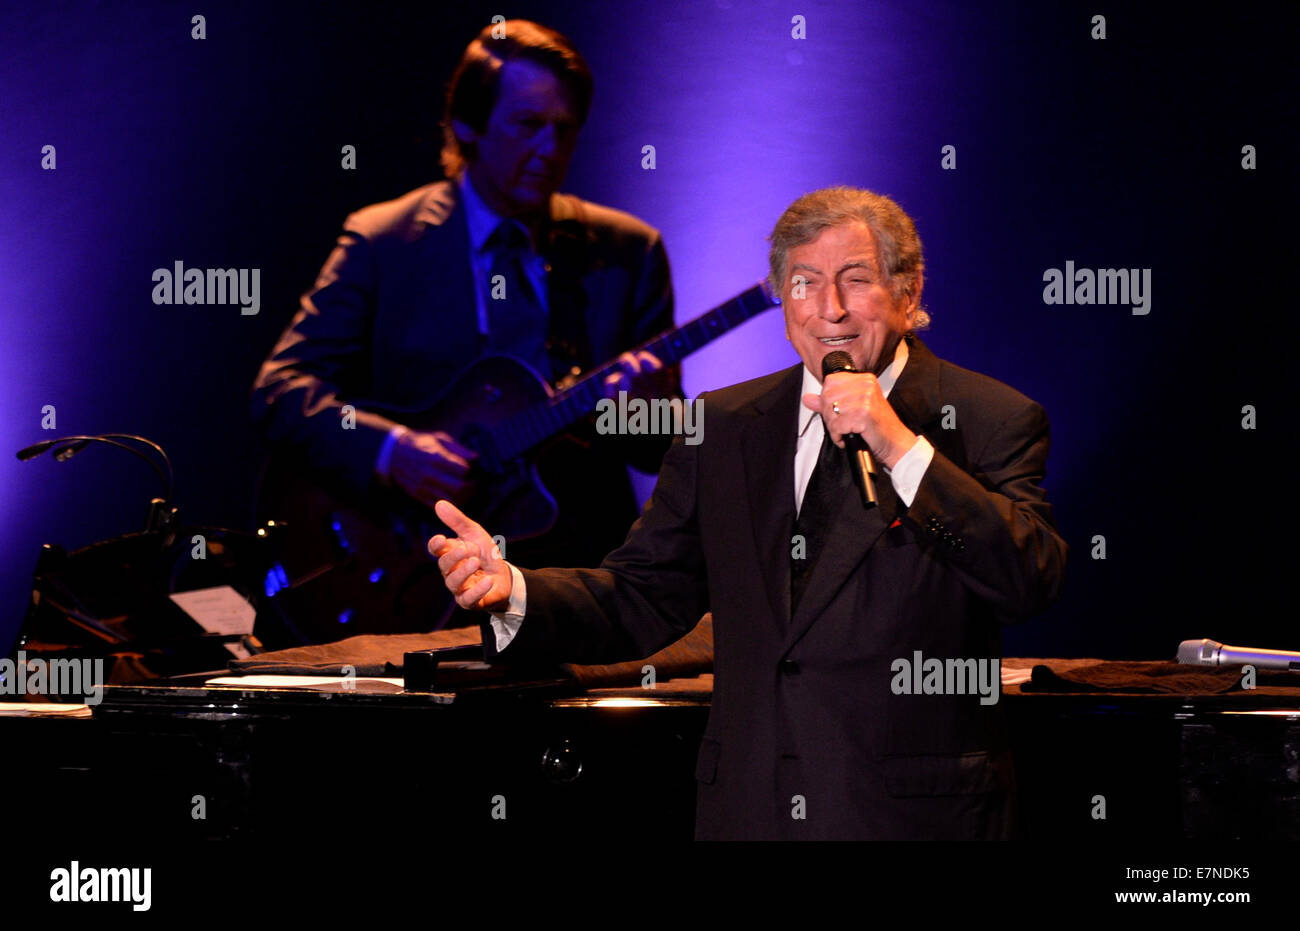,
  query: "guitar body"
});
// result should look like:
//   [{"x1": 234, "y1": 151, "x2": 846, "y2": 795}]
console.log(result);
[
  {"x1": 409, "y1": 355, "x2": 561, "y2": 540},
  {"x1": 256, "y1": 356, "x2": 559, "y2": 643}
]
